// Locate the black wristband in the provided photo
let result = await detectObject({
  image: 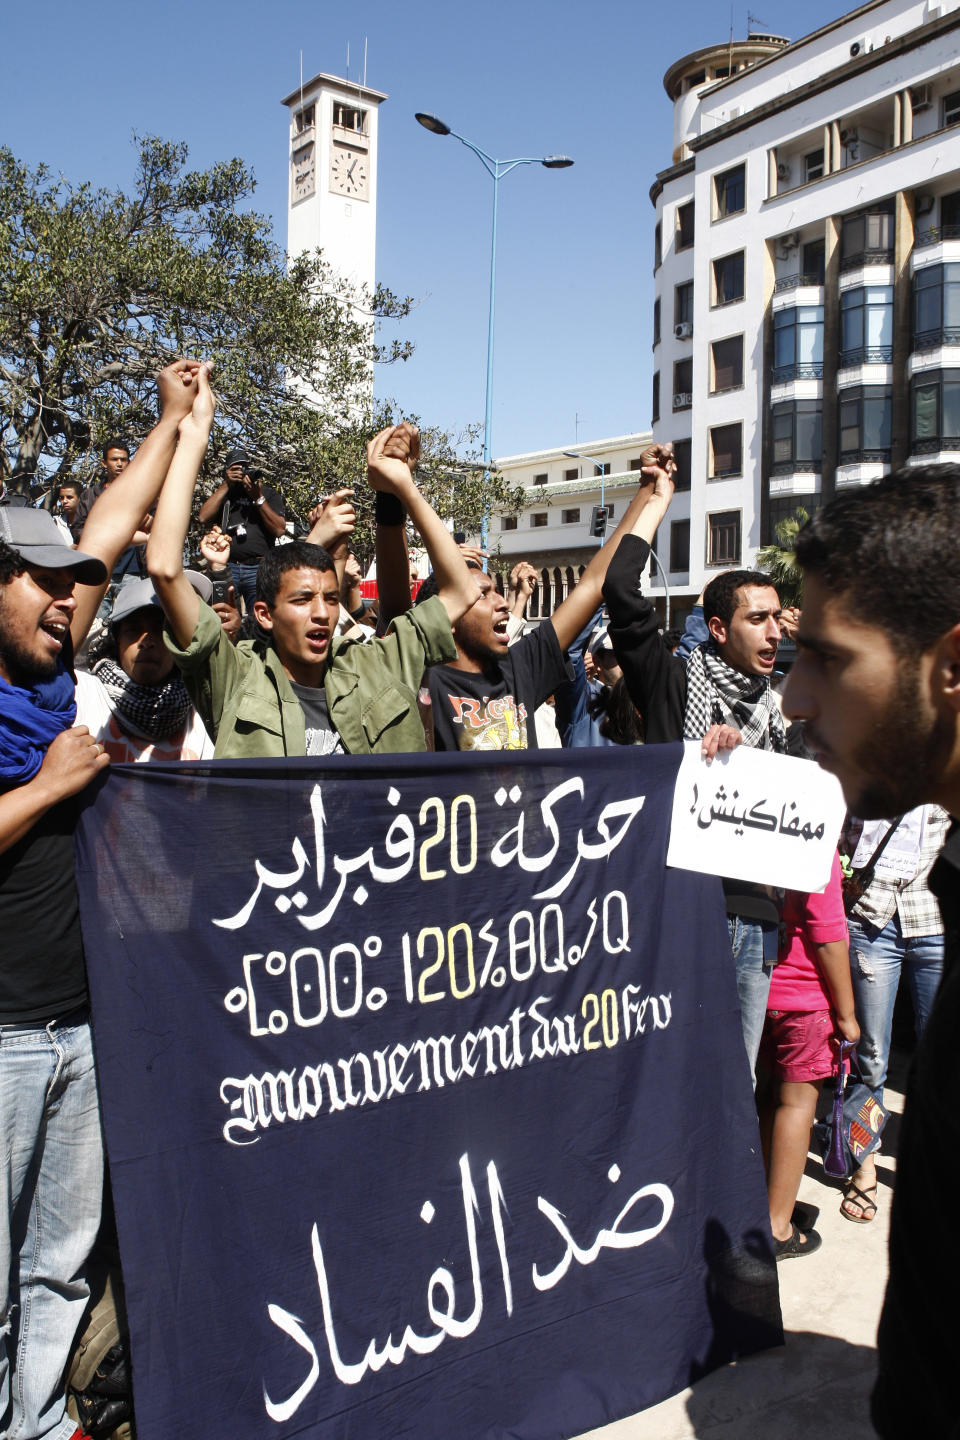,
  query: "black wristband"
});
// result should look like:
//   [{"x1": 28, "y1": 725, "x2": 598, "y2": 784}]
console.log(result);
[
  {"x1": 349, "y1": 600, "x2": 368, "y2": 622},
  {"x1": 375, "y1": 490, "x2": 406, "y2": 526}
]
